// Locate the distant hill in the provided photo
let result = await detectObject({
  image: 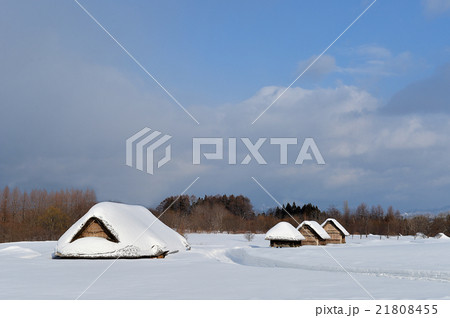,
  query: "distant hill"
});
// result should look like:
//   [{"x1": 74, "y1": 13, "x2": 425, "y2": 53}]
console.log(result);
[{"x1": 403, "y1": 205, "x2": 450, "y2": 217}]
